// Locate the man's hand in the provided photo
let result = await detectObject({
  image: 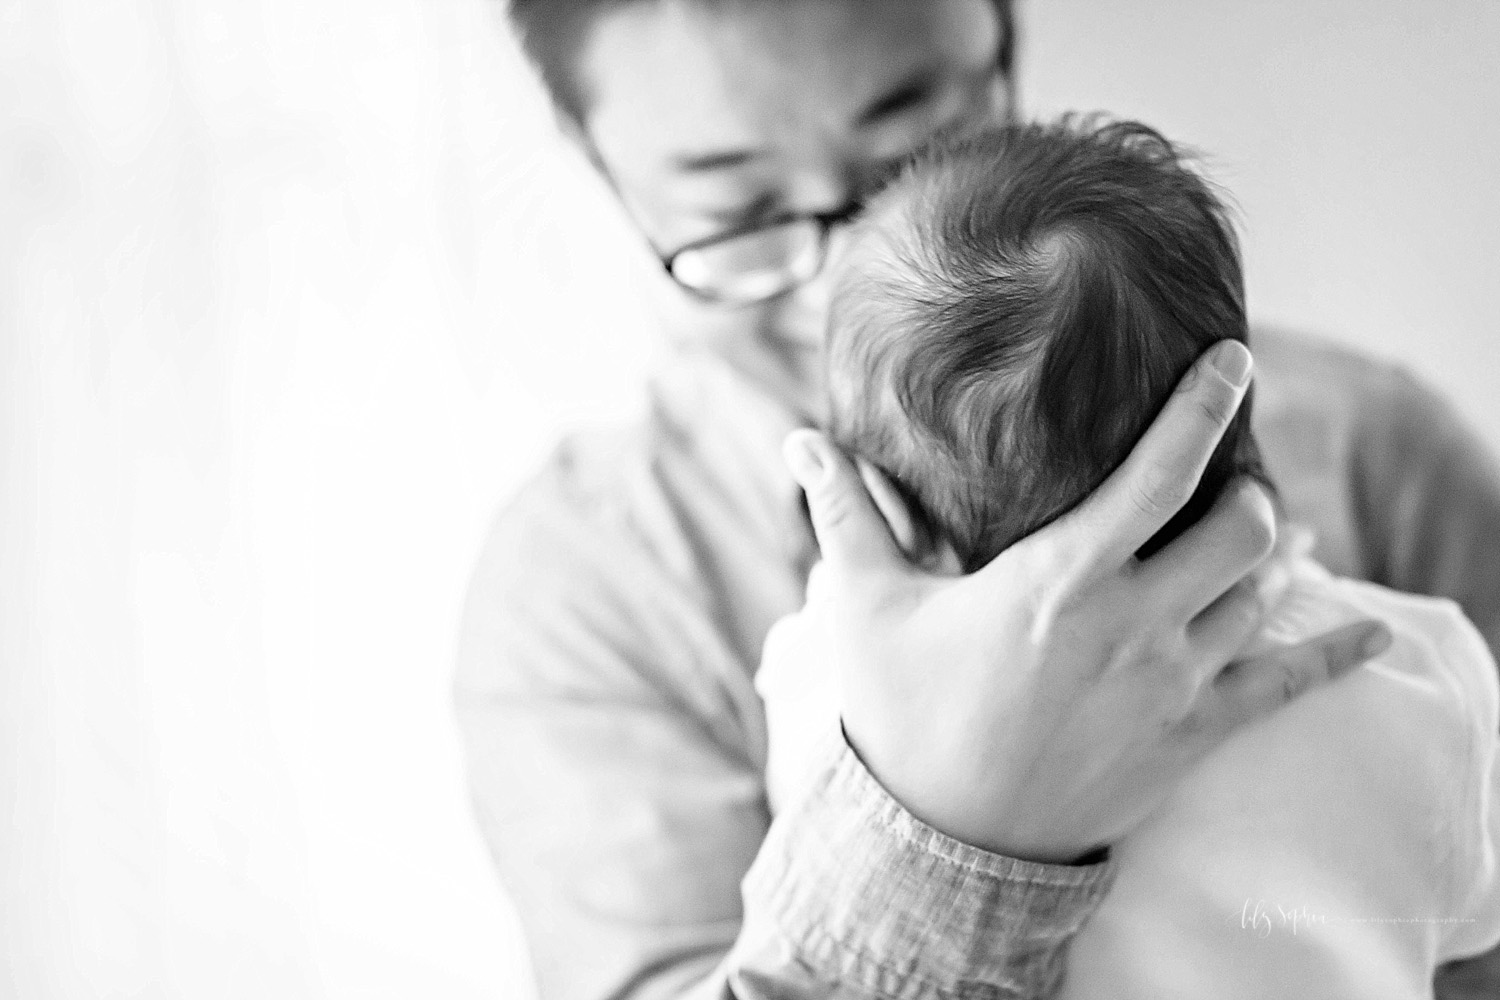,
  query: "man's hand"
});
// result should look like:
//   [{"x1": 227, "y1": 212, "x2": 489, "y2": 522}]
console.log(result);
[{"x1": 784, "y1": 340, "x2": 1390, "y2": 863}]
